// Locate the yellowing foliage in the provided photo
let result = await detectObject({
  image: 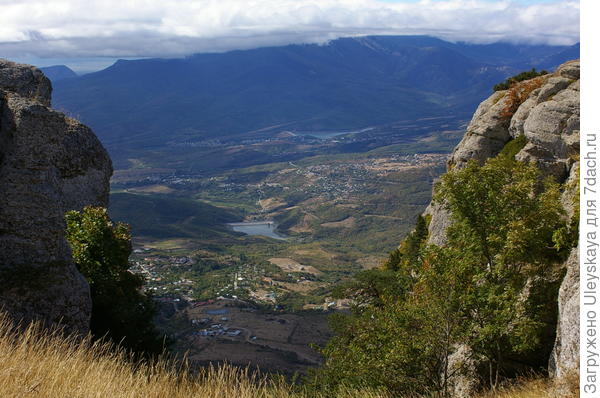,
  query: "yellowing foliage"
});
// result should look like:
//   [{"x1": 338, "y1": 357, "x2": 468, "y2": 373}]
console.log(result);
[{"x1": 500, "y1": 76, "x2": 548, "y2": 119}]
